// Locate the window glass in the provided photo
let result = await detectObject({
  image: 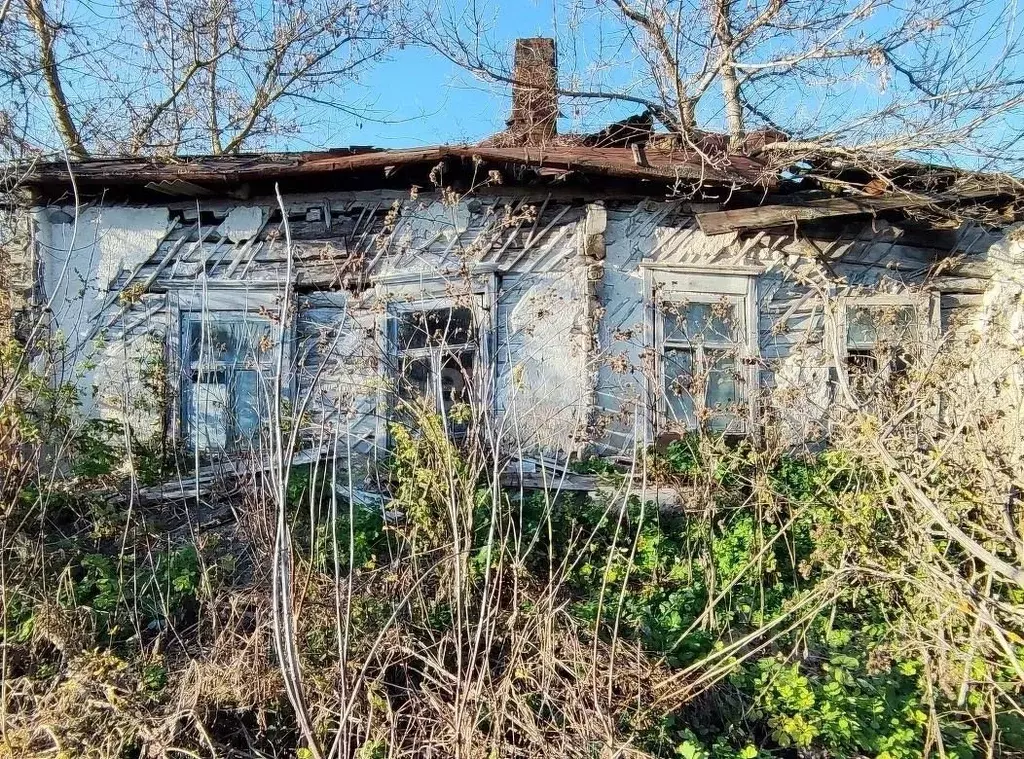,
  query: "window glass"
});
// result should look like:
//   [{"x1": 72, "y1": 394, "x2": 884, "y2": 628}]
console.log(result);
[
  {"x1": 181, "y1": 312, "x2": 275, "y2": 452},
  {"x1": 398, "y1": 356, "x2": 431, "y2": 401},
  {"x1": 664, "y1": 348, "x2": 695, "y2": 425},
  {"x1": 663, "y1": 300, "x2": 736, "y2": 343},
  {"x1": 397, "y1": 307, "x2": 474, "y2": 350},
  {"x1": 659, "y1": 290, "x2": 748, "y2": 432},
  {"x1": 184, "y1": 316, "x2": 273, "y2": 366},
  {"x1": 847, "y1": 305, "x2": 916, "y2": 348},
  {"x1": 439, "y1": 350, "x2": 474, "y2": 409},
  {"x1": 706, "y1": 349, "x2": 740, "y2": 411},
  {"x1": 844, "y1": 302, "x2": 920, "y2": 402}
]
